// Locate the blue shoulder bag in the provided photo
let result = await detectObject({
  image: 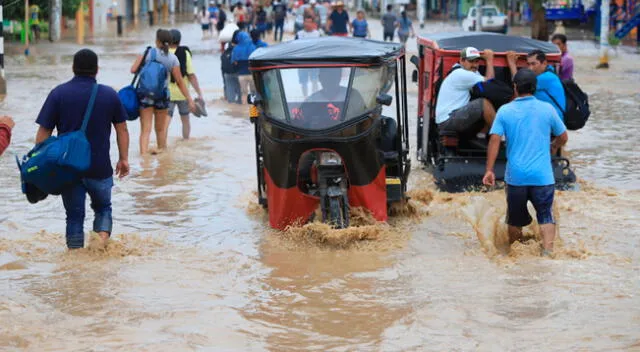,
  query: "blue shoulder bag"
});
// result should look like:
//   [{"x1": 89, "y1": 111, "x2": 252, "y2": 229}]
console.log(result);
[
  {"x1": 118, "y1": 46, "x2": 151, "y2": 121},
  {"x1": 17, "y1": 83, "x2": 99, "y2": 196}
]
